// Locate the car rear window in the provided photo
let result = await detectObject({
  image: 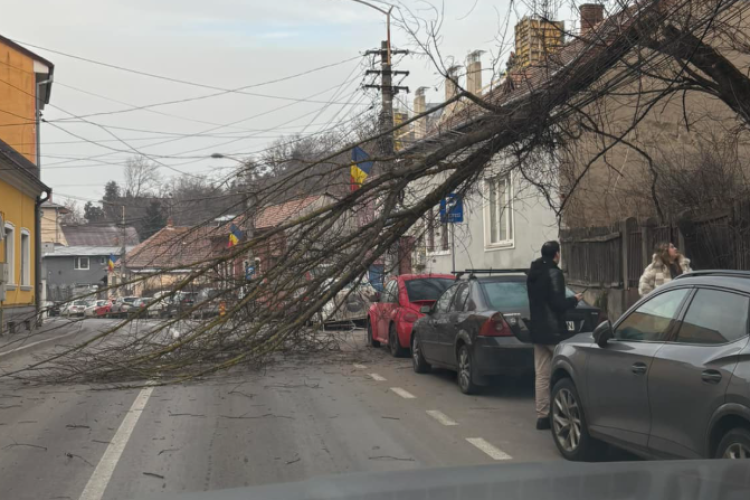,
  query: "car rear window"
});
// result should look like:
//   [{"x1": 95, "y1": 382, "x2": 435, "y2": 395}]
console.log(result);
[
  {"x1": 124, "y1": 297, "x2": 136, "y2": 303},
  {"x1": 482, "y1": 281, "x2": 578, "y2": 310},
  {"x1": 74, "y1": 301, "x2": 87, "y2": 306},
  {"x1": 405, "y1": 279, "x2": 454, "y2": 302}
]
